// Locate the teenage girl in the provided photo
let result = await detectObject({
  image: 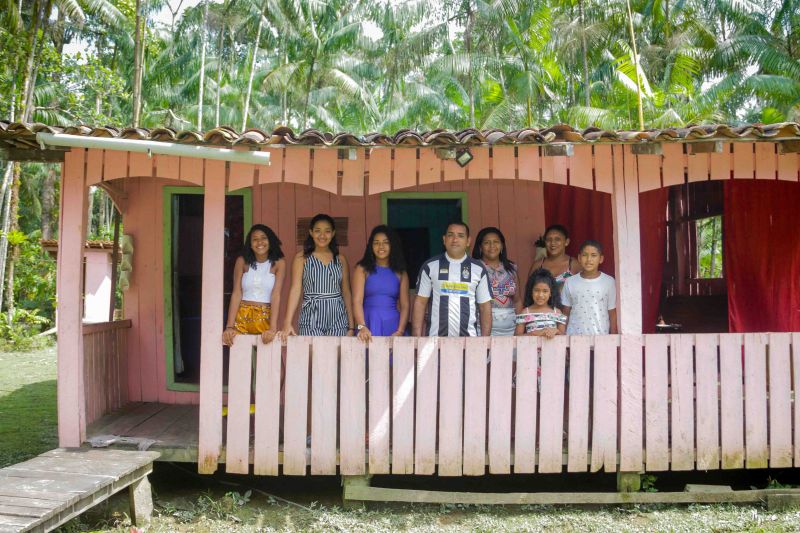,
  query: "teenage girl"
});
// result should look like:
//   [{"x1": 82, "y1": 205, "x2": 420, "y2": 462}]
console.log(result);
[
  {"x1": 281, "y1": 214, "x2": 354, "y2": 337},
  {"x1": 352, "y1": 225, "x2": 410, "y2": 342},
  {"x1": 528, "y1": 224, "x2": 580, "y2": 285},
  {"x1": 515, "y1": 268, "x2": 566, "y2": 339},
  {"x1": 223, "y1": 224, "x2": 286, "y2": 345},
  {"x1": 471, "y1": 226, "x2": 522, "y2": 336}
]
